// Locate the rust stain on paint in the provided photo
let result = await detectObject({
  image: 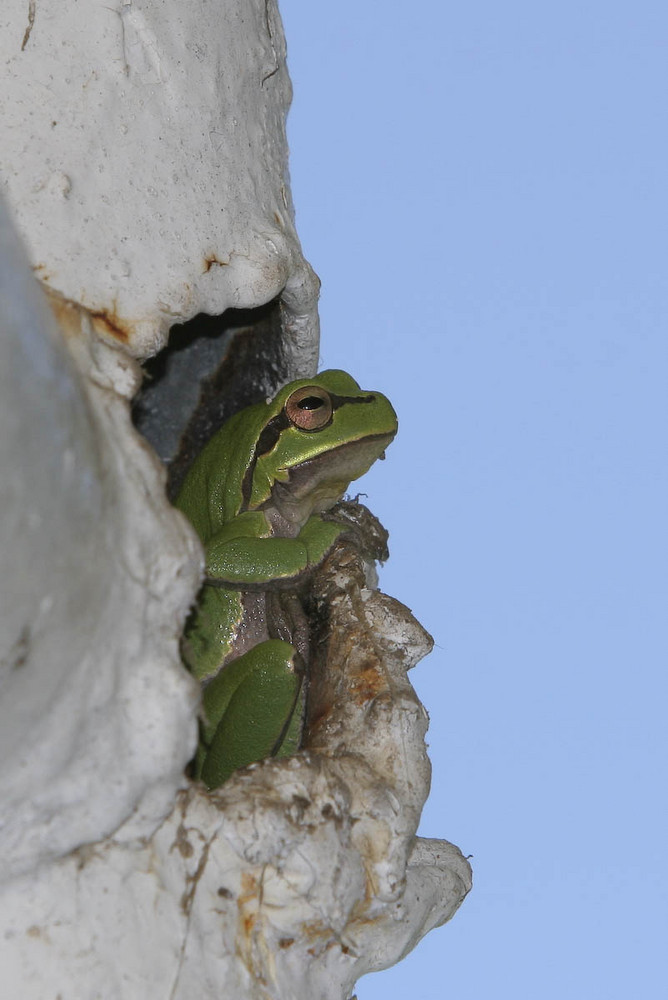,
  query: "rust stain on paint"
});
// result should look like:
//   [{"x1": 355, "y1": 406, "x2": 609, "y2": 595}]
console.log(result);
[
  {"x1": 203, "y1": 254, "x2": 230, "y2": 273},
  {"x1": 43, "y1": 287, "x2": 134, "y2": 345},
  {"x1": 349, "y1": 662, "x2": 386, "y2": 705},
  {"x1": 90, "y1": 308, "x2": 131, "y2": 343},
  {"x1": 237, "y1": 871, "x2": 259, "y2": 937}
]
